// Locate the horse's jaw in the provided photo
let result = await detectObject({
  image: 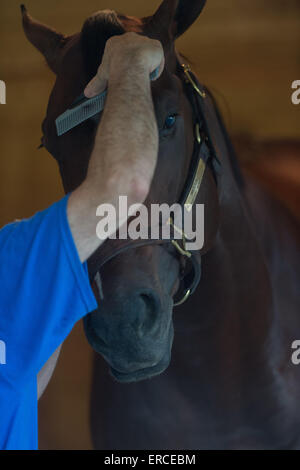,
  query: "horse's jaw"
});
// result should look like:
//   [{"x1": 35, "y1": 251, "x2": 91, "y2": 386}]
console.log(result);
[{"x1": 83, "y1": 312, "x2": 174, "y2": 383}]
